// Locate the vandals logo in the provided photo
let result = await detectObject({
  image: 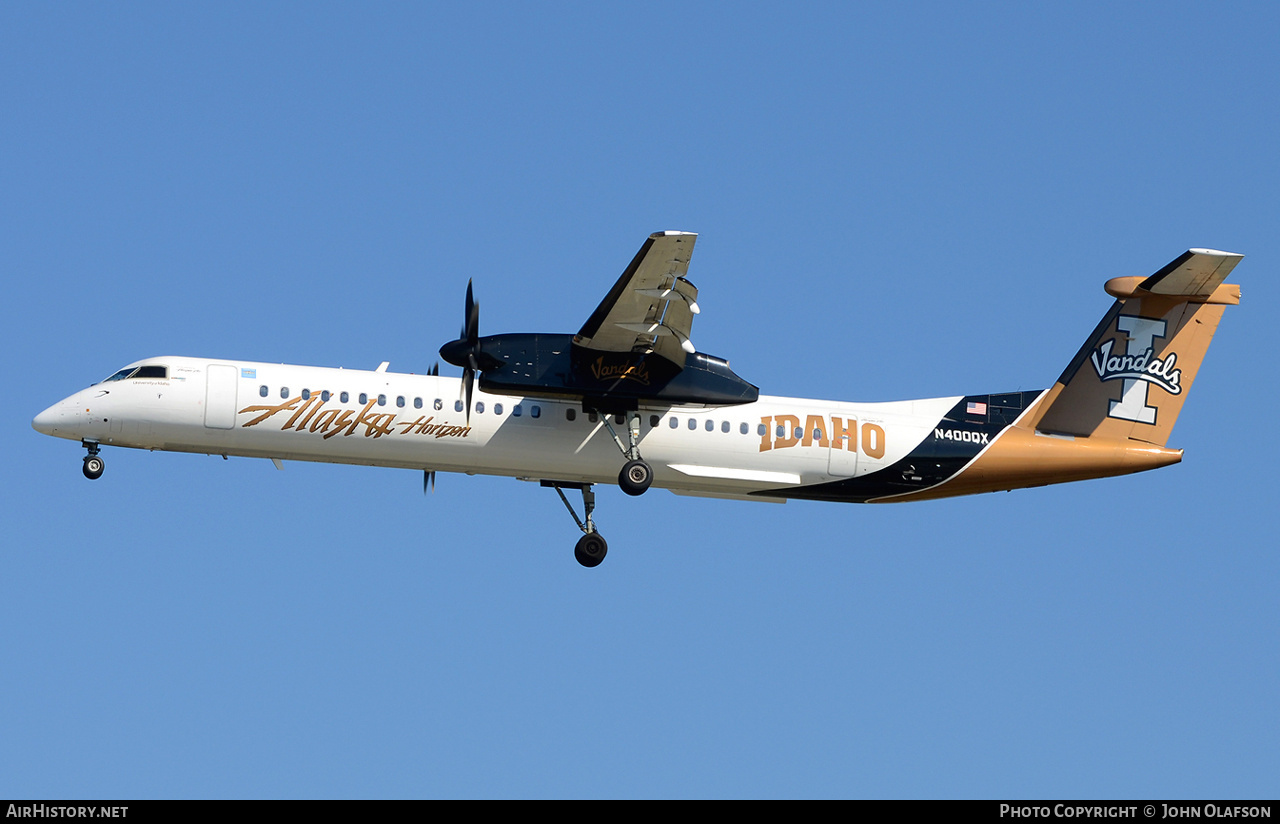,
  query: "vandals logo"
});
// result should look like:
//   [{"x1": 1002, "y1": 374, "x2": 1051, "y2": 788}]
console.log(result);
[
  {"x1": 589, "y1": 356, "x2": 651, "y2": 386},
  {"x1": 1091, "y1": 315, "x2": 1181, "y2": 424}
]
